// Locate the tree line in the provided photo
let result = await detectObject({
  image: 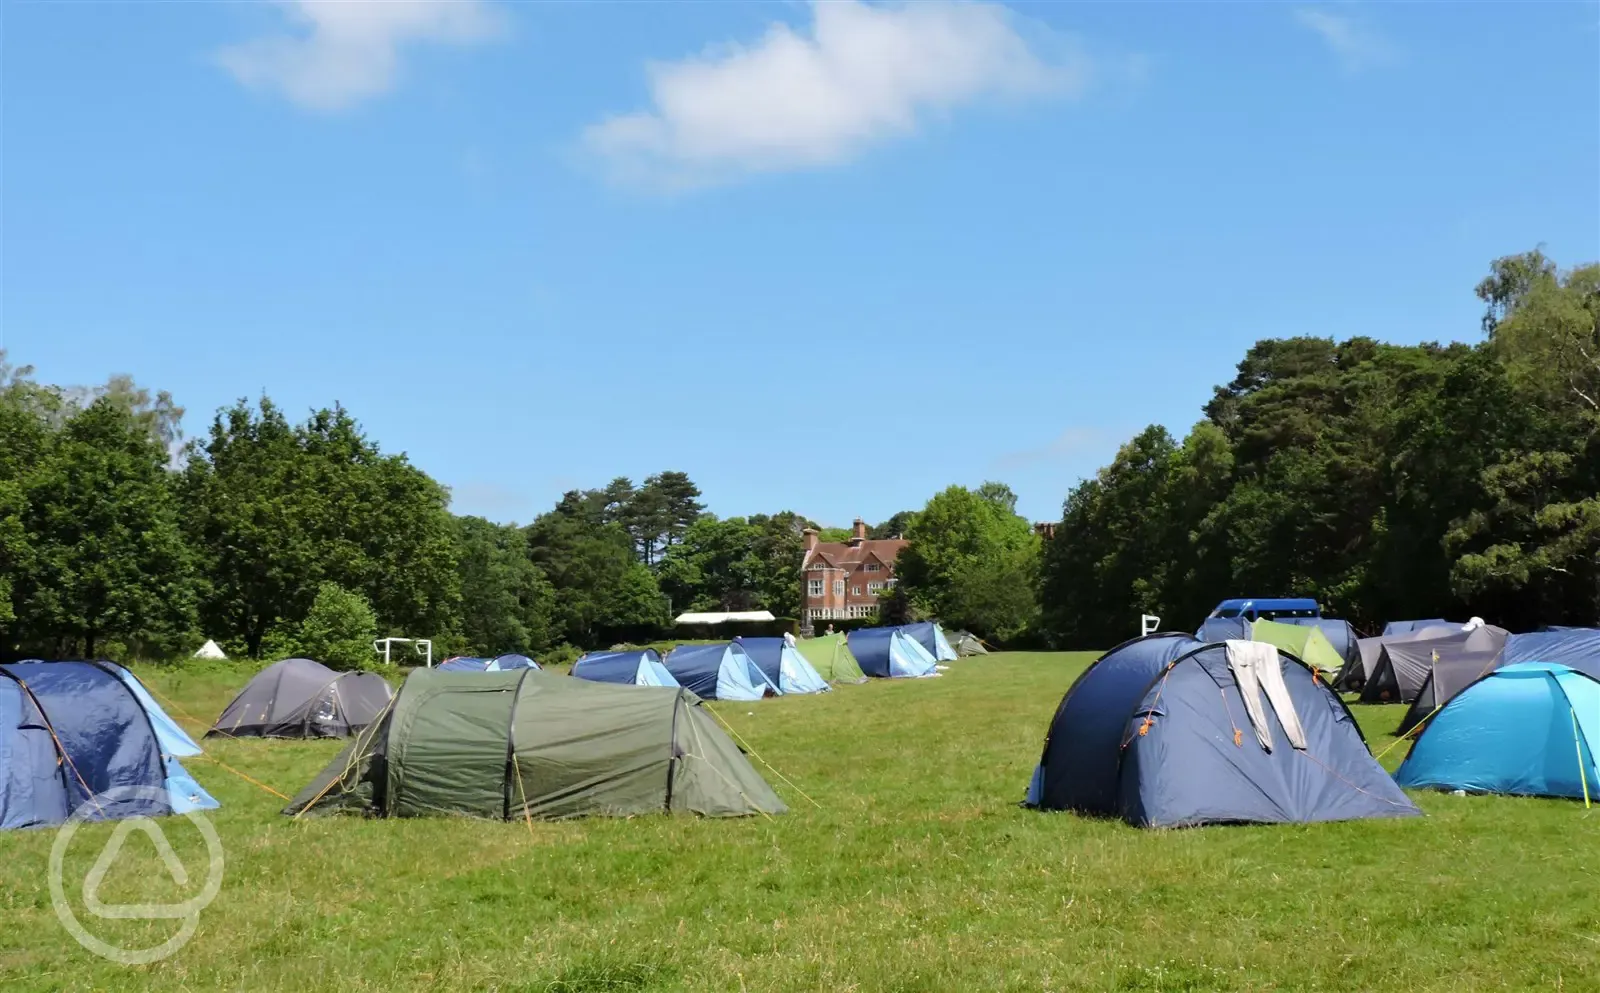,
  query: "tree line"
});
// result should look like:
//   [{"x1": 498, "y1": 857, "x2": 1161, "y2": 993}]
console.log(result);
[{"x1": 1038, "y1": 250, "x2": 1599, "y2": 647}]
